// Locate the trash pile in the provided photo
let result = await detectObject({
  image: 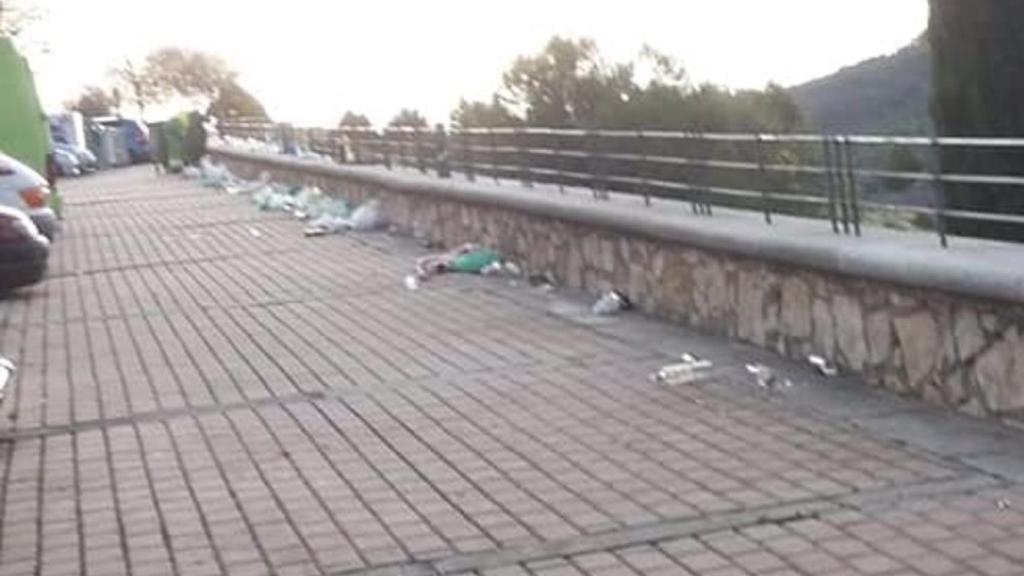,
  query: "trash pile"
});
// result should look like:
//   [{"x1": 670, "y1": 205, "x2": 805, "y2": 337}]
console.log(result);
[
  {"x1": 651, "y1": 353, "x2": 713, "y2": 386},
  {"x1": 405, "y1": 243, "x2": 521, "y2": 290},
  {"x1": 304, "y1": 200, "x2": 386, "y2": 236},
  {"x1": 179, "y1": 157, "x2": 388, "y2": 238}
]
